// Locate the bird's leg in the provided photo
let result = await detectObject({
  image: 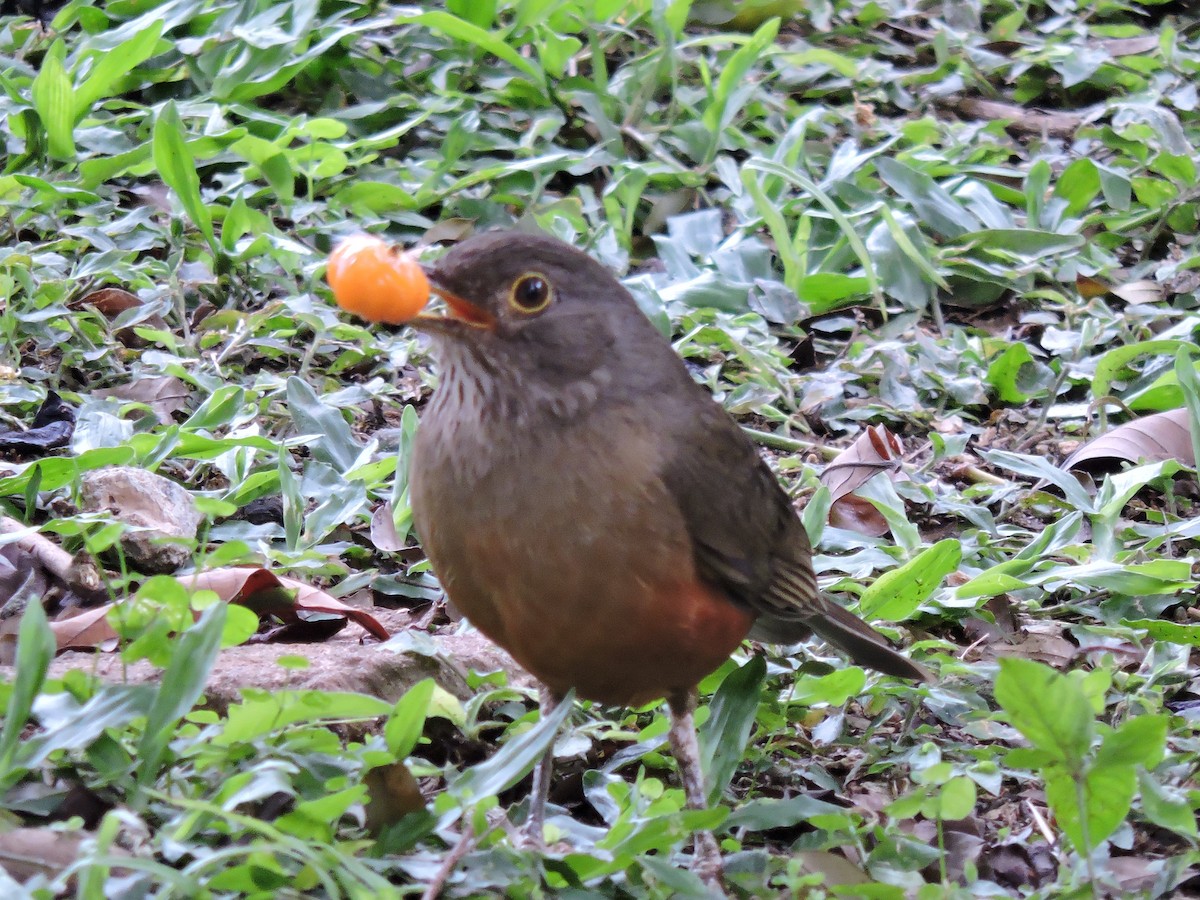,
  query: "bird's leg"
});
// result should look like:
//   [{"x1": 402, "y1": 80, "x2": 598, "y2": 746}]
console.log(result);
[
  {"x1": 667, "y1": 689, "x2": 725, "y2": 890},
  {"x1": 523, "y1": 683, "x2": 559, "y2": 847}
]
